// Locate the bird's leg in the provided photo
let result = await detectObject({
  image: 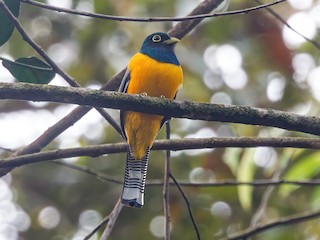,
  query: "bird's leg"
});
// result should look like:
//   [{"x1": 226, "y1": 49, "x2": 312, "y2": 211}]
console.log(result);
[{"x1": 160, "y1": 95, "x2": 166, "y2": 98}]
